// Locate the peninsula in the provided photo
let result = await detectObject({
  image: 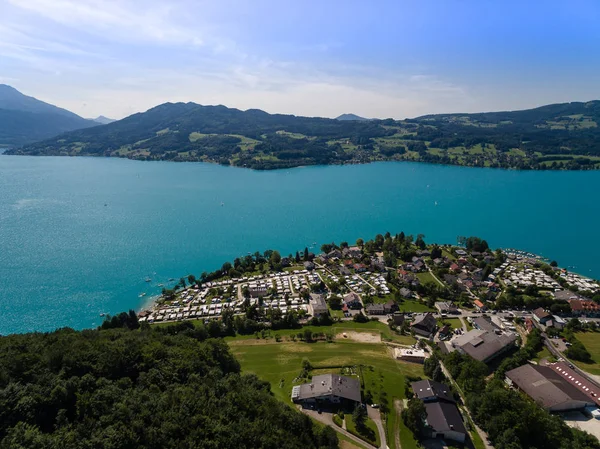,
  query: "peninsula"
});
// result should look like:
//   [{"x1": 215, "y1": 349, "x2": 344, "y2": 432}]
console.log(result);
[
  {"x1": 7, "y1": 100, "x2": 600, "y2": 171},
  {"x1": 132, "y1": 232, "x2": 600, "y2": 449}
]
